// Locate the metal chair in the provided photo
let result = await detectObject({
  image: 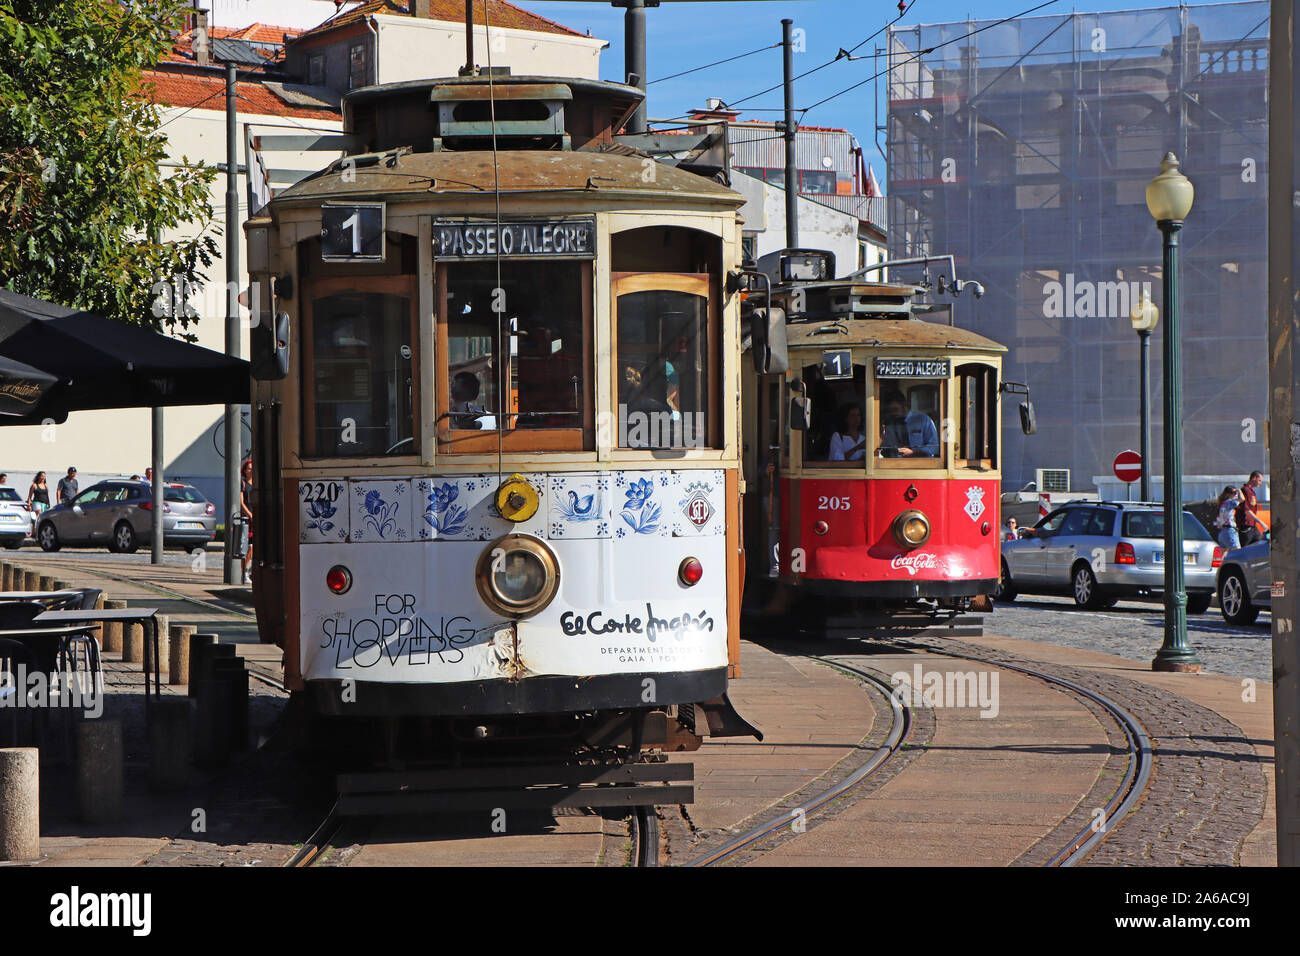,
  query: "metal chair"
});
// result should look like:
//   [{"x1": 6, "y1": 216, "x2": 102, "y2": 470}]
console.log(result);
[{"x1": 0, "y1": 637, "x2": 39, "y2": 746}]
